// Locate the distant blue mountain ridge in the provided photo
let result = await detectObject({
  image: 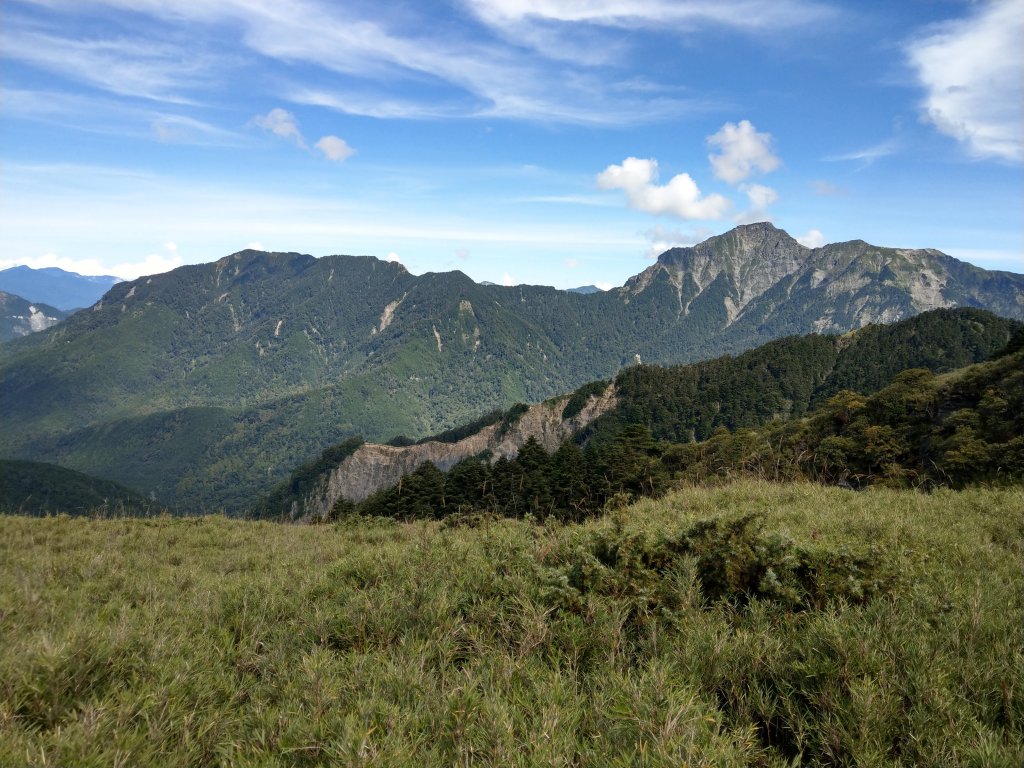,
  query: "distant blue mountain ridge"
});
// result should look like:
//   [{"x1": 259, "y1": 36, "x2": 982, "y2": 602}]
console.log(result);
[{"x1": 0, "y1": 265, "x2": 122, "y2": 311}]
